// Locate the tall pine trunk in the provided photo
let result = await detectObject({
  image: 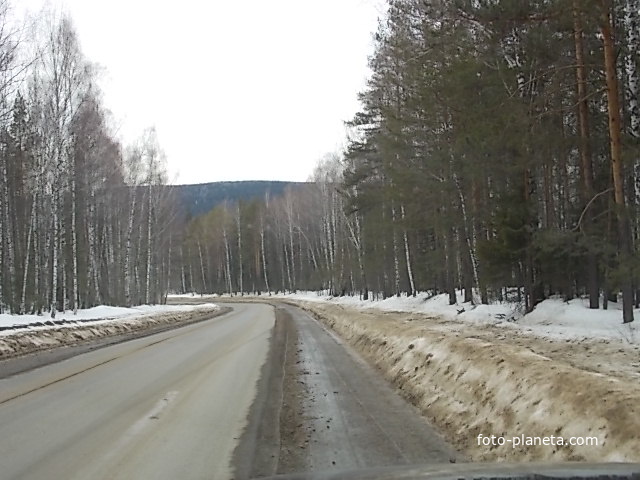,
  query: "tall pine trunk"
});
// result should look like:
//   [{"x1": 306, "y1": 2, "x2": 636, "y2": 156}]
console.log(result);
[
  {"x1": 601, "y1": 0, "x2": 634, "y2": 323},
  {"x1": 573, "y1": 0, "x2": 600, "y2": 309}
]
